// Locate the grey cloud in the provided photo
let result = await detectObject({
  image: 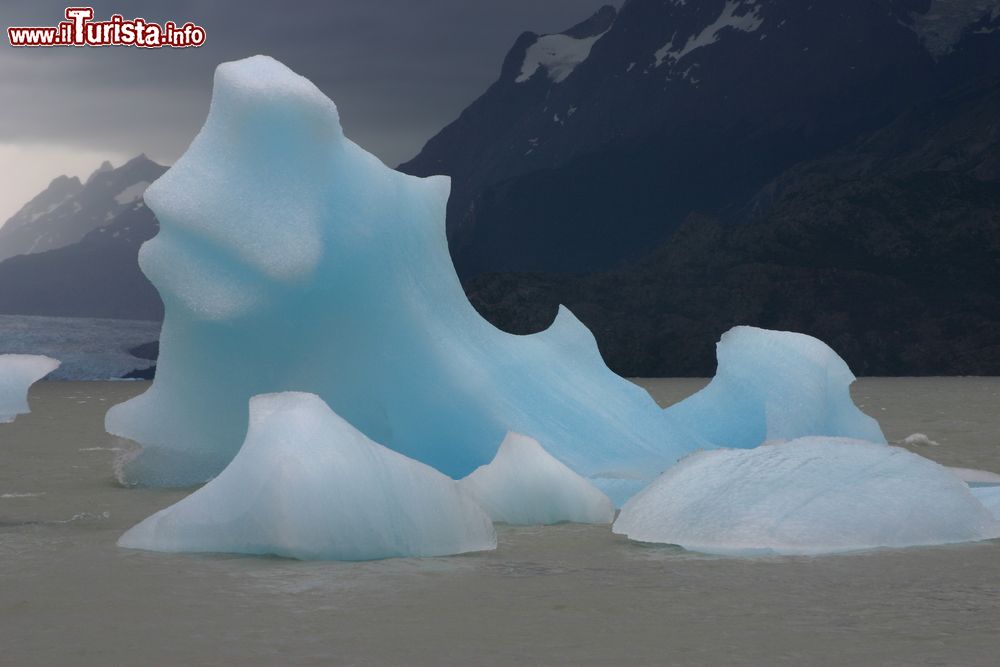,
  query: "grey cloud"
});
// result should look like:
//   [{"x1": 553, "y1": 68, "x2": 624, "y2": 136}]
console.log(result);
[{"x1": 1, "y1": 0, "x2": 616, "y2": 166}]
